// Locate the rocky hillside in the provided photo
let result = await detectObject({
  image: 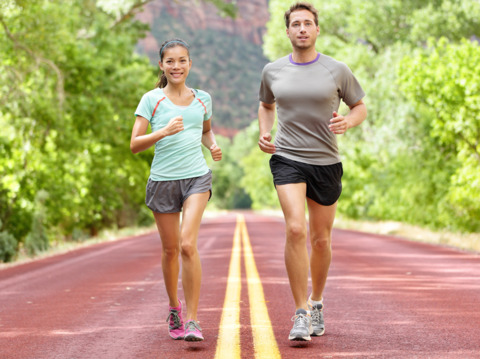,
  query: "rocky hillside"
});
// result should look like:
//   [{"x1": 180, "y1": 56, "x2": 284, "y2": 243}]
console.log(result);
[{"x1": 135, "y1": 0, "x2": 270, "y2": 131}]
